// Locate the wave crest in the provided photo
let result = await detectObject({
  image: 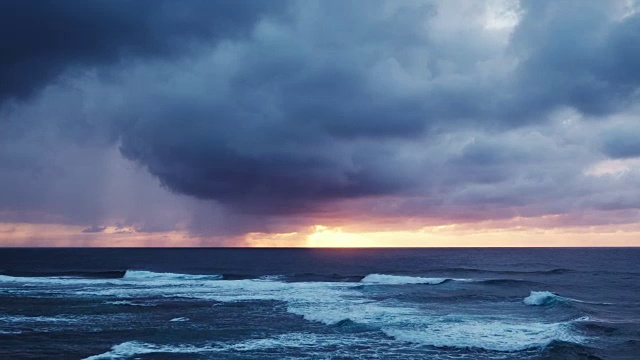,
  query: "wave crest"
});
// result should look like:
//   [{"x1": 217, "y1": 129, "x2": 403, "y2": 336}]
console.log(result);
[
  {"x1": 386, "y1": 318, "x2": 585, "y2": 351},
  {"x1": 123, "y1": 270, "x2": 223, "y2": 281},
  {"x1": 524, "y1": 291, "x2": 571, "y2": 306},
  {"x1": 523, "y1": 291, "x2": 612, "y2": 307},
  {"x1": 361, "y1": 274, "x2": 472, "y2": 285}
]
